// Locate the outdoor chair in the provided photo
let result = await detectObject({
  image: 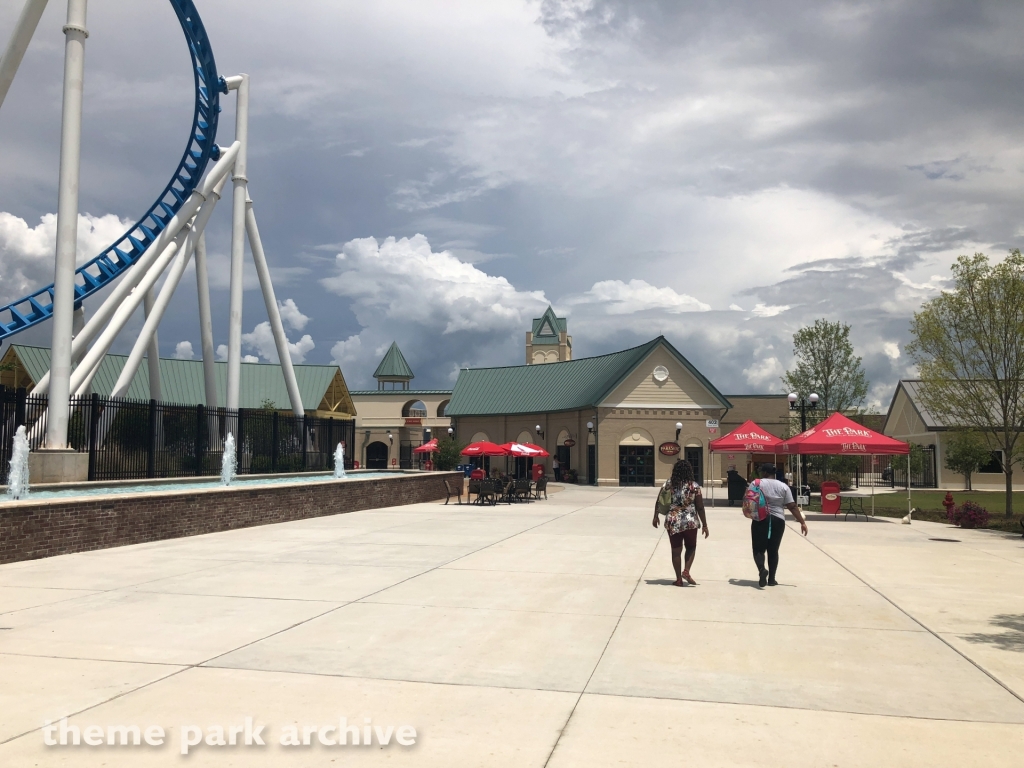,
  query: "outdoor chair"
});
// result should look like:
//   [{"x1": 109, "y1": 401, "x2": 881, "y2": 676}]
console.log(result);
[
  {"x1": 514, "y1": 479, "x2": 533, "y2": 502},
  {"x1": 499, "y1": 480, "x2": 516, "y2": 504},
  {"x1": 532, "y1": 477, "x2": 548, "y2": 500},
  {"x1": 468, "y1": 479, "x2": 481, "y2": 504},
  {"x1": 477, "y1": 479, "x2": 498, "y2": 506},
  {"x1": 443, "y1": 479, "x2": 463, "y2": 505}
]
